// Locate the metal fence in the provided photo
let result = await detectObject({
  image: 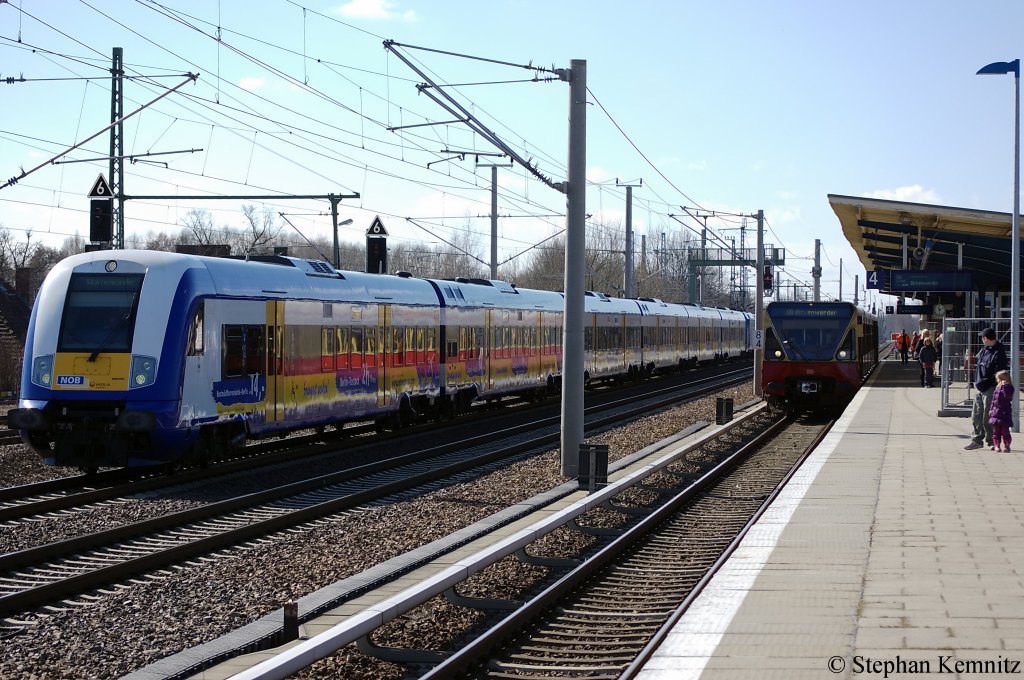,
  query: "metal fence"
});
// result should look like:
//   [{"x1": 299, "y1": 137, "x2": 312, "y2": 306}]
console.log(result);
[{"x1": 938, "y1": 317, "x2": 1024, "y2": 418}]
